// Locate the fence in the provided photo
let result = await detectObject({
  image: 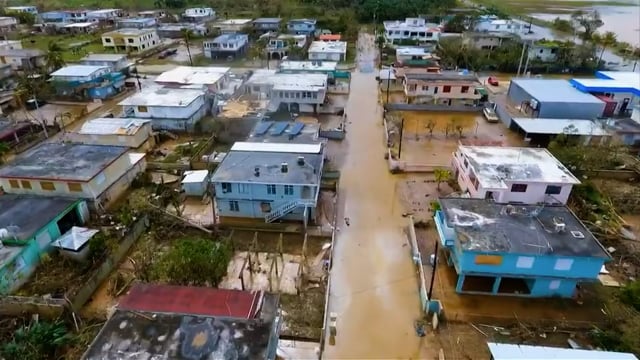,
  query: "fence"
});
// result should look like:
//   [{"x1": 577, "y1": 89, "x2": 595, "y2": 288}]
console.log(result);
[
  {"x1": 0, "y1": 296, "x2": 67, "y2": 318},
  {"x1": 385, "y1": 103, "x2": 484, "y2": 112},
  {"x1": 146, "y1": 161, "x2": 191, "y2": 171},
  {"x1": 319, "y1": 130, "x2": 345, "y2": 140},
  {"x1": 69, "y1": 215, "x2": 149, "y2": 311},
  {"x1": 408, "y1": 216, "x2": 429, "y2": 314}
]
